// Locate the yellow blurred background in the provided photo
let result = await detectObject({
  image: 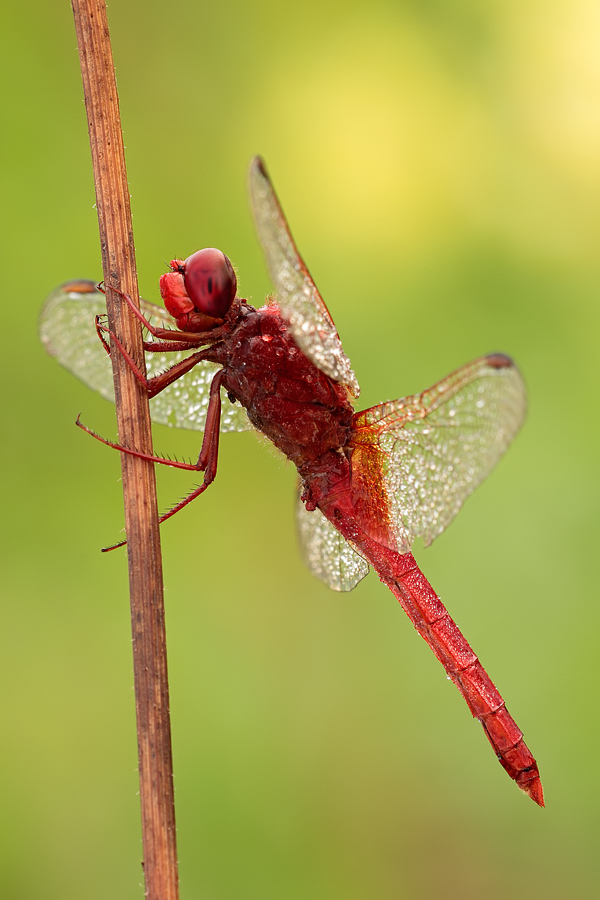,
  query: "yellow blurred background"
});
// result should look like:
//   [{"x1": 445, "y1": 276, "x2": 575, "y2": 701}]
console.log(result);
[{"x1": 2, "y1": 0, "x2": 599, "y2": 897}]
